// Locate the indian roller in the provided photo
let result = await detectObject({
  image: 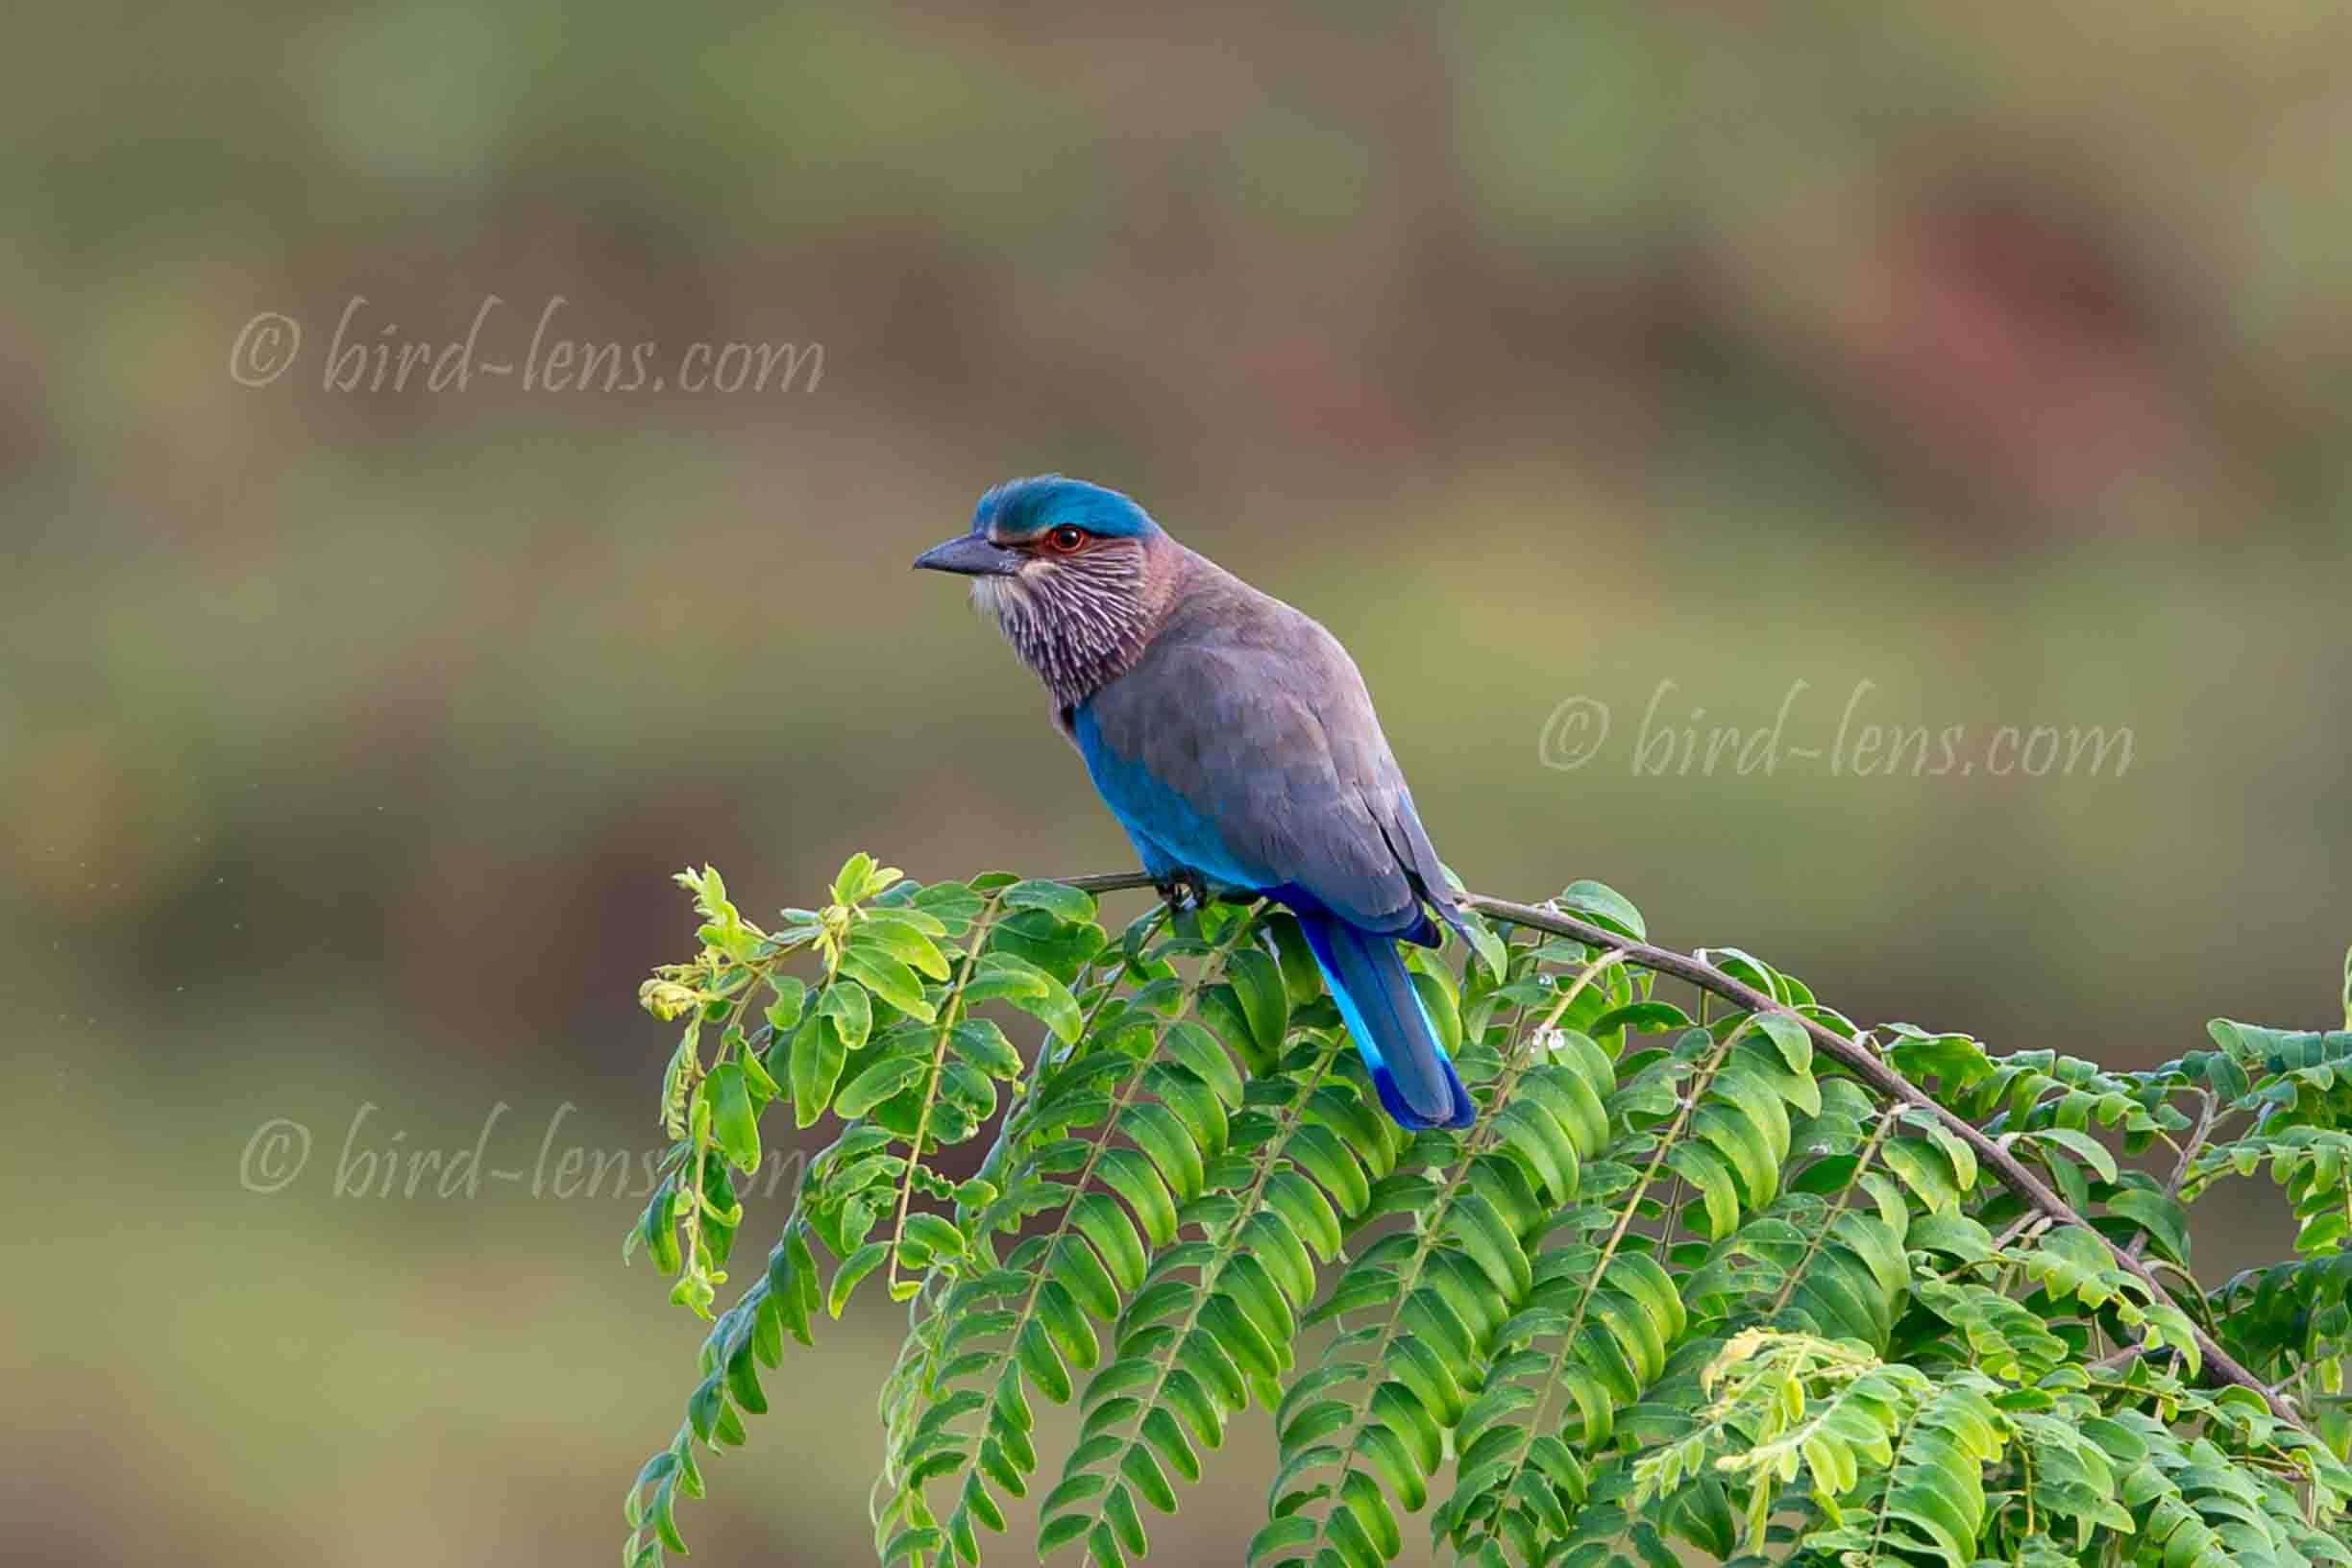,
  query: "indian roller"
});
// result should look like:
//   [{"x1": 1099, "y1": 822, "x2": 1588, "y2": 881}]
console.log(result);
[{"x1": 913, "y1": 476, "x2": 1476, "y2": 1130}]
